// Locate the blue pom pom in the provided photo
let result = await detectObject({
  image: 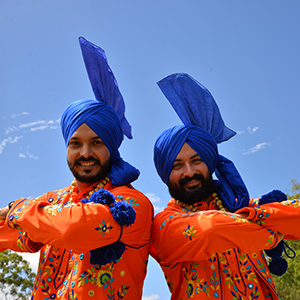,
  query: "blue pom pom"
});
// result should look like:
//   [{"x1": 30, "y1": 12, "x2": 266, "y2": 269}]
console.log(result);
[
  {"x1": 259, "y1": 190, "x2": 287, "y2": 205},
  {"x1": 268, "y1": 256, "x2": 288, "y2": 276},
  {"x1": 81, "y1": 189, "x2": 115, "y2": 205},
  {"x1": 90, "y1": 241, "x2": 126, "y2": 265},
  {"x1": 110, "y1": 201, "x2": 136, "y2": 226},
  {"x1": 80, "y1": 198, "x2": 90, "y2": 203},
  {"x1": 265, "y1": 240, "x2": 284, "y2": 257}
]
